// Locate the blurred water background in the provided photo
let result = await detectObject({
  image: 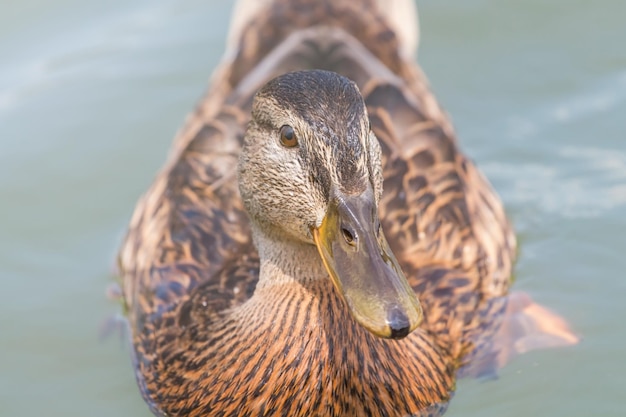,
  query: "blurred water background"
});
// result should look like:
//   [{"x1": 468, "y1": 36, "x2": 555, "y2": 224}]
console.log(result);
[{"x1": 1, "y1": 0, "x2": 624, "y2": 415}]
